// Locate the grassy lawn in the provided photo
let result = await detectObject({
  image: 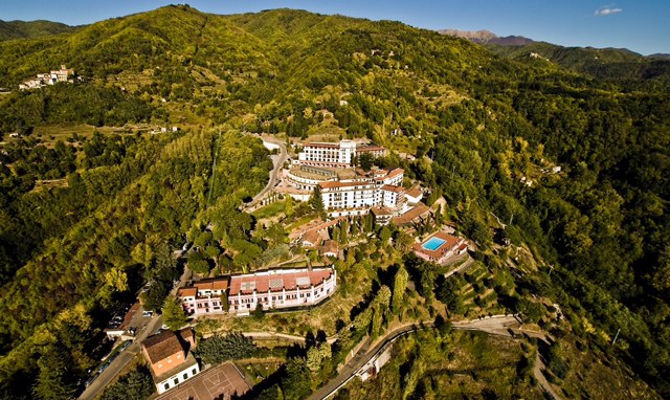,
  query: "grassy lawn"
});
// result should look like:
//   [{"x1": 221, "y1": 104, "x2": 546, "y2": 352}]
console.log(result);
[{"x1": 252, "y1": 200, "x2": 288, "y2": 219}]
